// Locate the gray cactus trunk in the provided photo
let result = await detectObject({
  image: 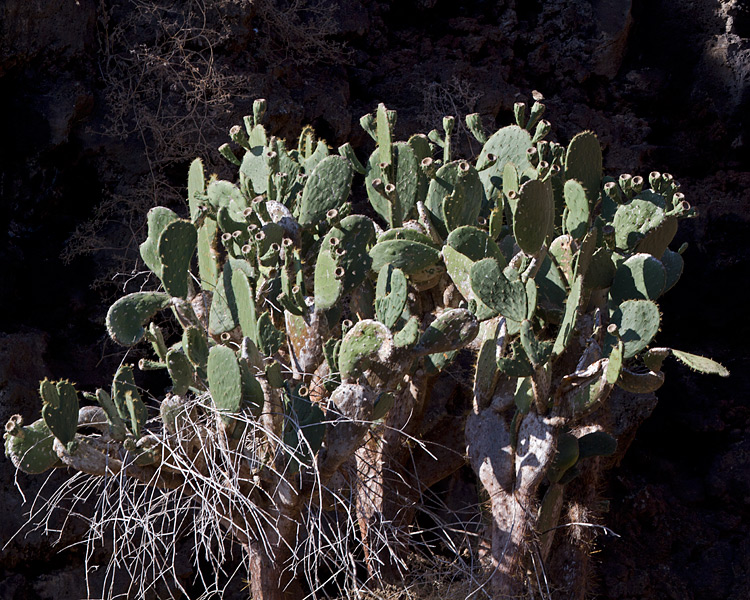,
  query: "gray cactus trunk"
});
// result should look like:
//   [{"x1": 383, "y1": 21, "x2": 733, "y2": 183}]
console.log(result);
[{"x1": 246, "y1": 539, "x2": 303, "y2": 600}]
